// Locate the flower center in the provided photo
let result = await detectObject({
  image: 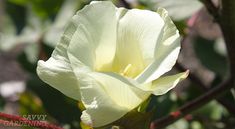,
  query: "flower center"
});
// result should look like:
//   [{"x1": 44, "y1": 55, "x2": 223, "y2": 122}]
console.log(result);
[{"x1": 120, "y1": 64, "x2": 132, "y2": 76}]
